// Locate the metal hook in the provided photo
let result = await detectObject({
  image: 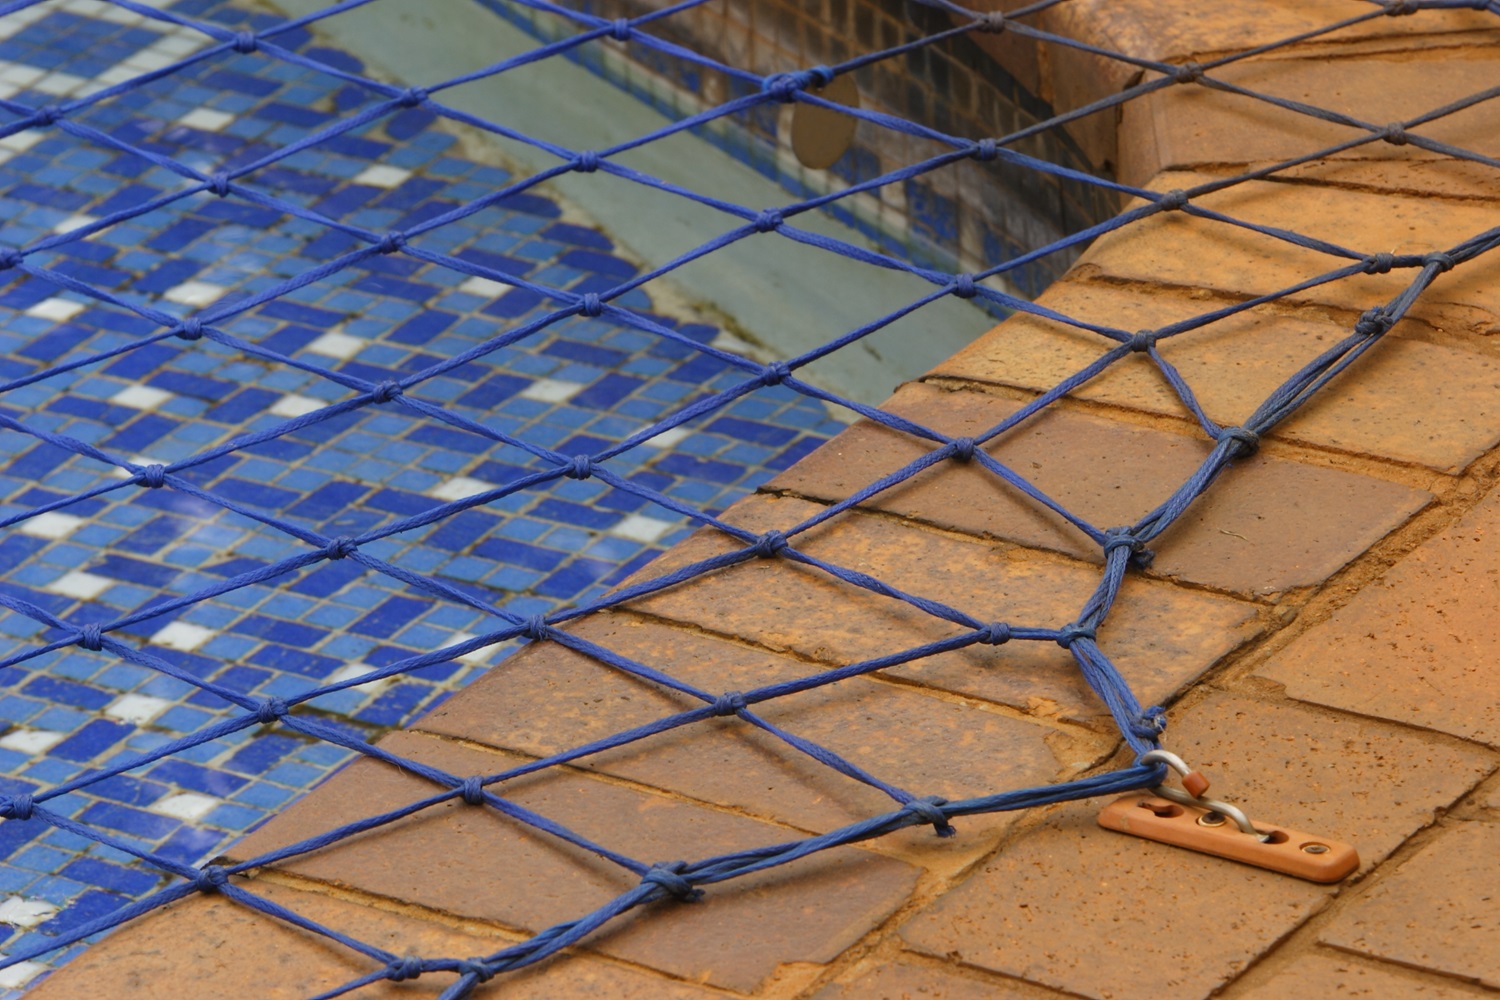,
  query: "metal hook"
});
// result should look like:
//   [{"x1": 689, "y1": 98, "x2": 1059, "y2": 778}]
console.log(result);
[{"x1": 1139, "y1": 749, "x2": 1262, "y2": 838}]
